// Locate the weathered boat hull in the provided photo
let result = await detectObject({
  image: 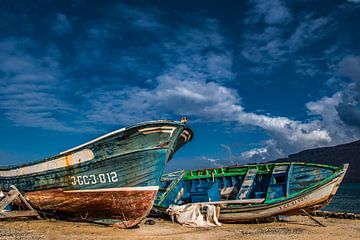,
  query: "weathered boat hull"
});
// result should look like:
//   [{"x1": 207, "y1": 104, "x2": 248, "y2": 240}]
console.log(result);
[
  {"x1": 23, "y1": 187, "x2": 158, "y2": 228},
  {"x1": 0, "y1": 120, "x2": 193, "y2": 228},
  {"x1": 218, "y1": 168, "x2": 346, "y2": 222},
  {"x1": 154, "y1": 163, "x2": 348, "y2": 223}
]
